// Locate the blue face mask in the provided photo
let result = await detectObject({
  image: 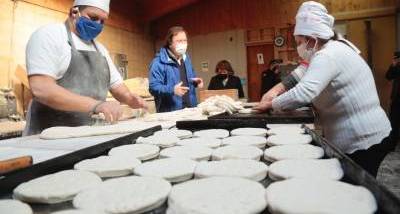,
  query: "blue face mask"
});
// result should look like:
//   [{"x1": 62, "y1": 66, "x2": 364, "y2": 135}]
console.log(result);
[{"x1": 75, "y1": 16, "x2": 103, "y2": 41}]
